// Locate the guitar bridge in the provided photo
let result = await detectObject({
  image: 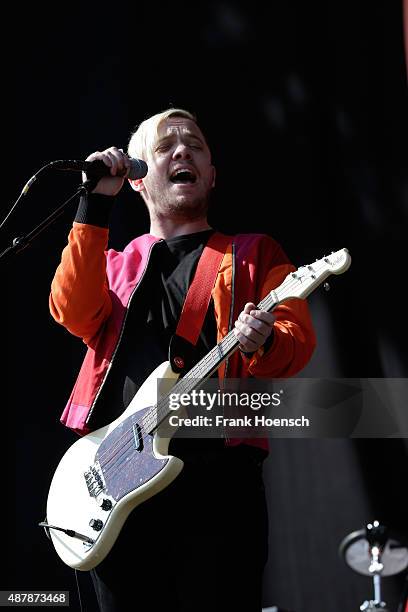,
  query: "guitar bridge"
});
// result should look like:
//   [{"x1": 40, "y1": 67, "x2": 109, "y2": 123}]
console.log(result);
[{"x1": 84, "y1": 462, "x2": 106, "y2": 498}]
